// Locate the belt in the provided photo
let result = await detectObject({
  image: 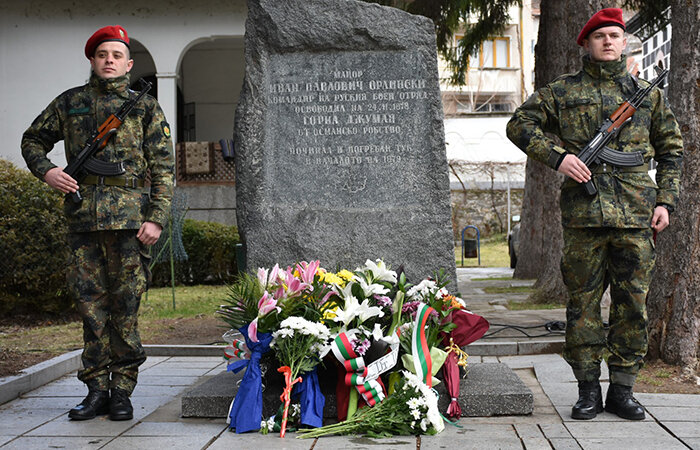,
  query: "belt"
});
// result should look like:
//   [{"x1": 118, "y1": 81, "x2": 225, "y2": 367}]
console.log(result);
[
  {"x1": 81, "y1": 175, "x2": 145, "y2": 188},
  {"x1": 593, "y1": 164, "x2": 649, "y2": 174}
]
